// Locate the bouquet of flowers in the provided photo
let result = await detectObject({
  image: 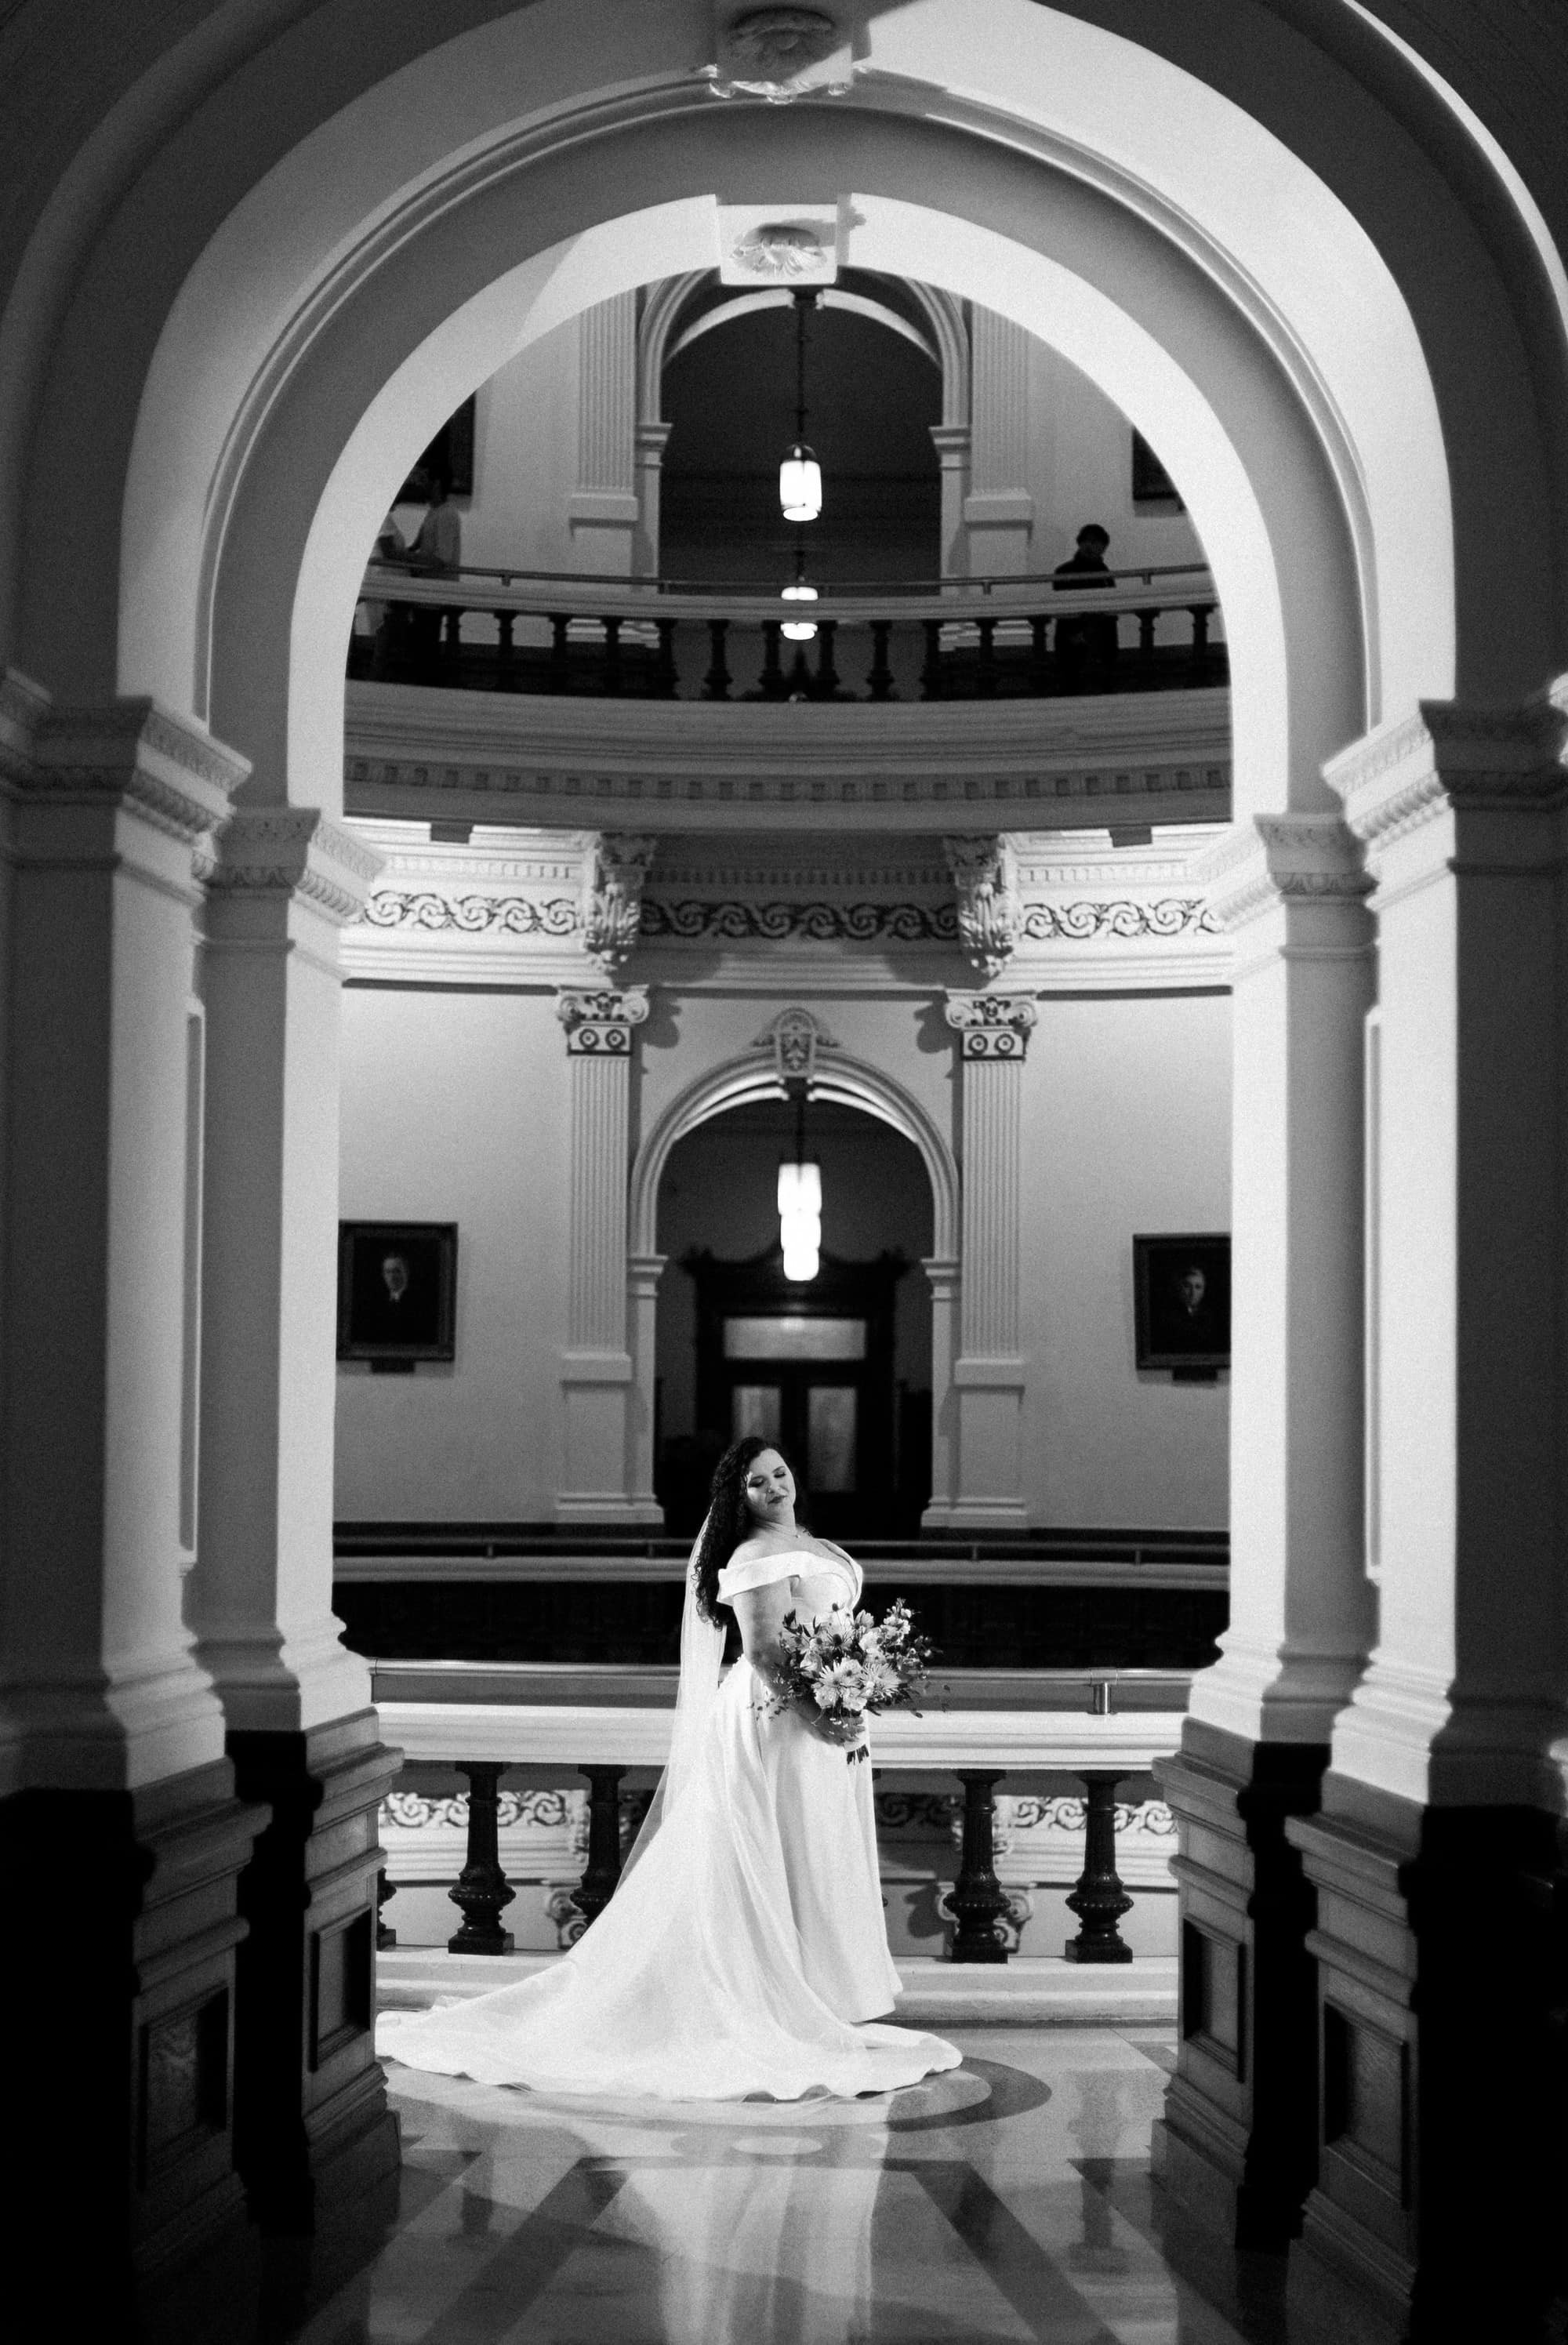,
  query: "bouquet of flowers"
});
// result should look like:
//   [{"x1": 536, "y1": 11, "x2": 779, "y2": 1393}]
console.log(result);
[{"x1": 760, "y1": 1599, "x2": 935, "y2": 1764}]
